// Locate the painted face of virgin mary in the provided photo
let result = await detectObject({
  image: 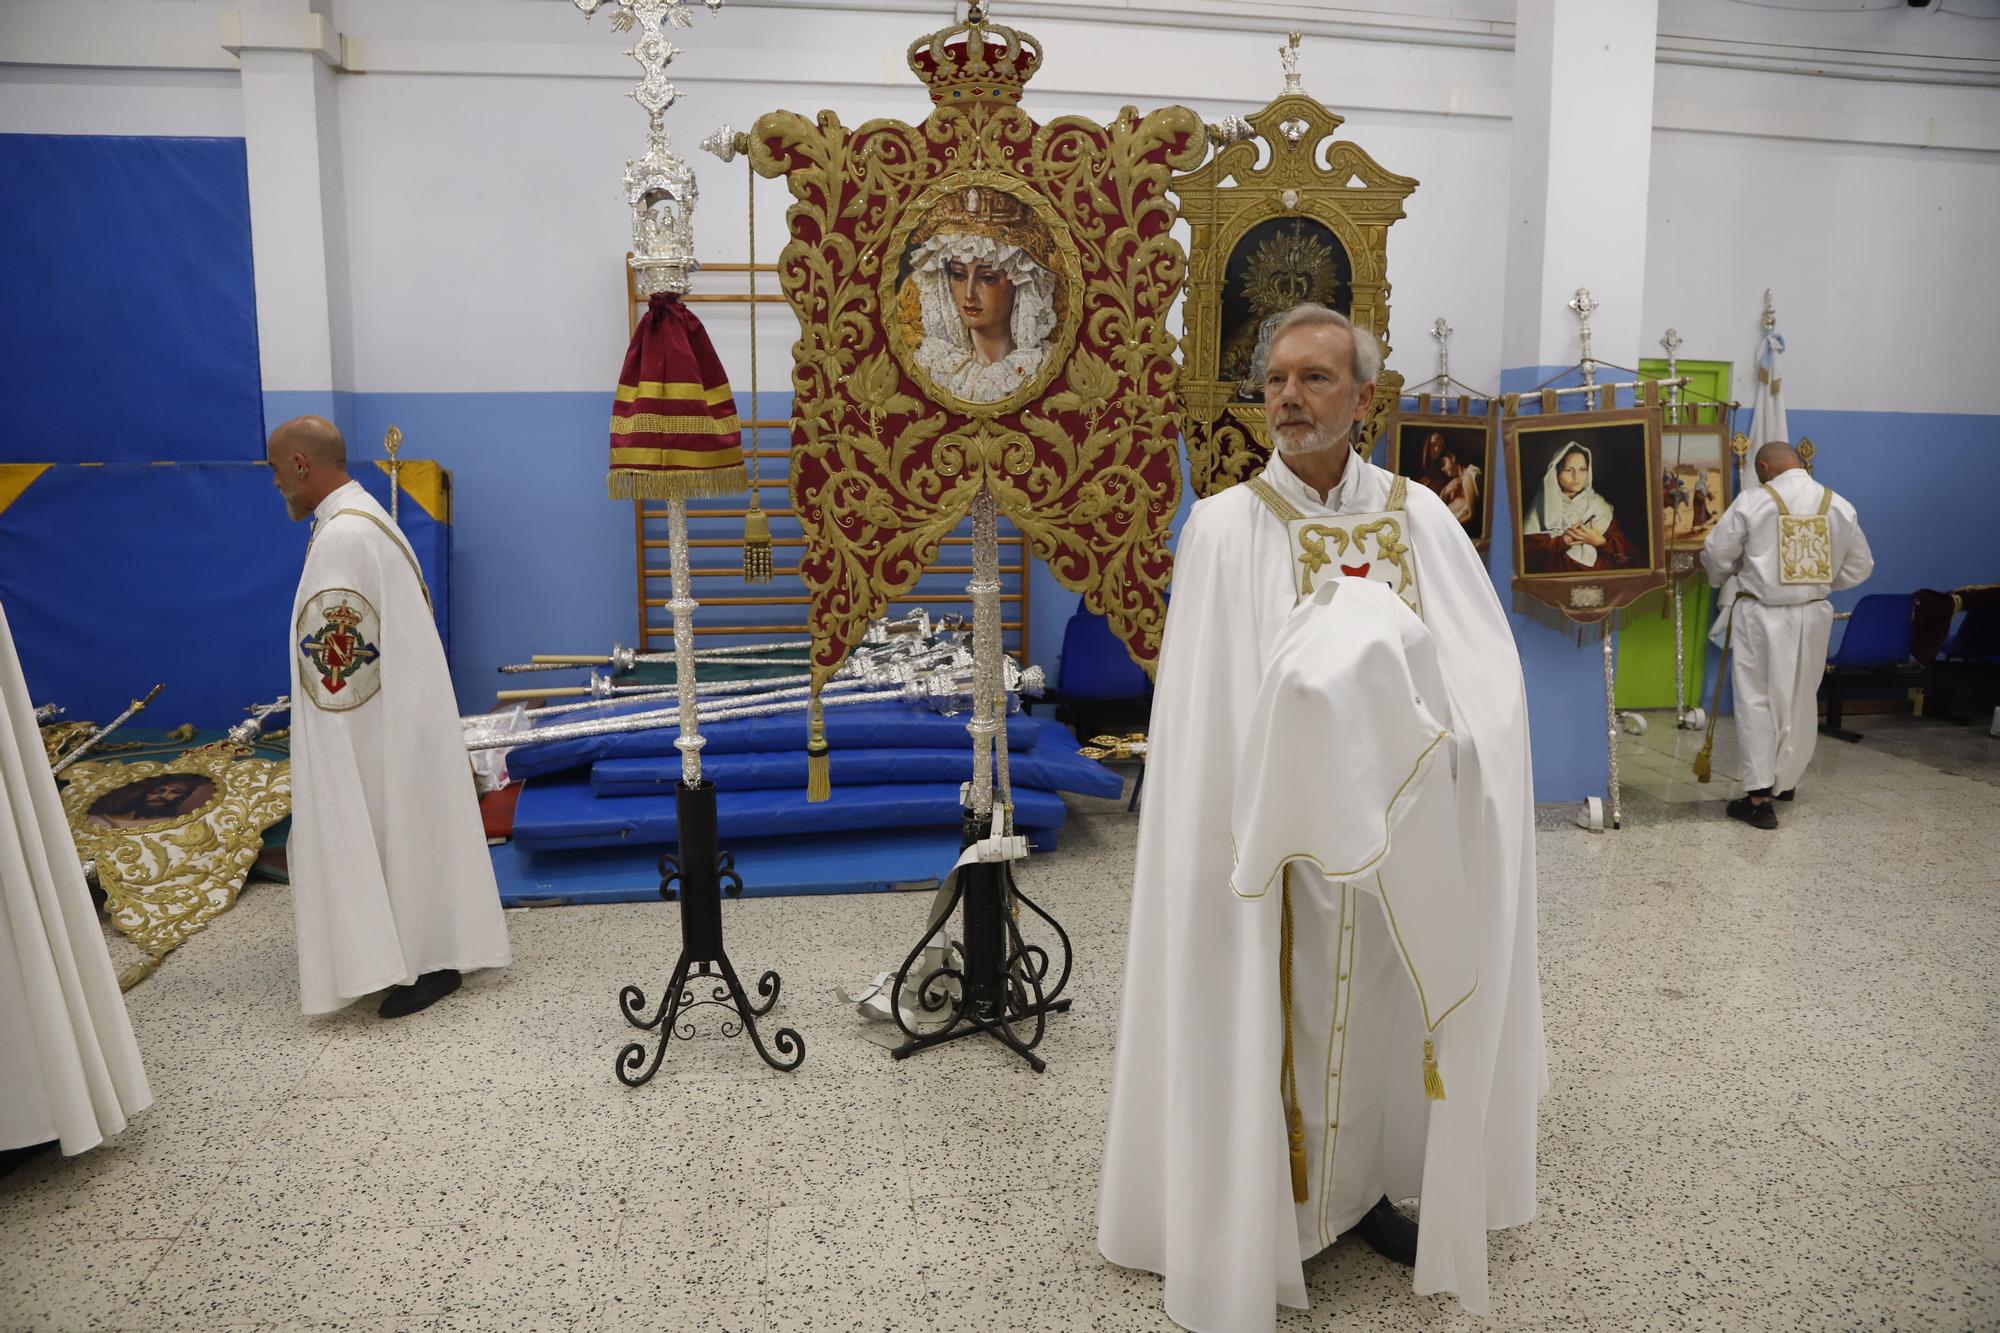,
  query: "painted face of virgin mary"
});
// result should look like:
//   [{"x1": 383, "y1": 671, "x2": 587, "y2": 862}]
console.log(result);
[{"x1": 946, "y1": 257, "x2": 1017, "y2": 353}]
